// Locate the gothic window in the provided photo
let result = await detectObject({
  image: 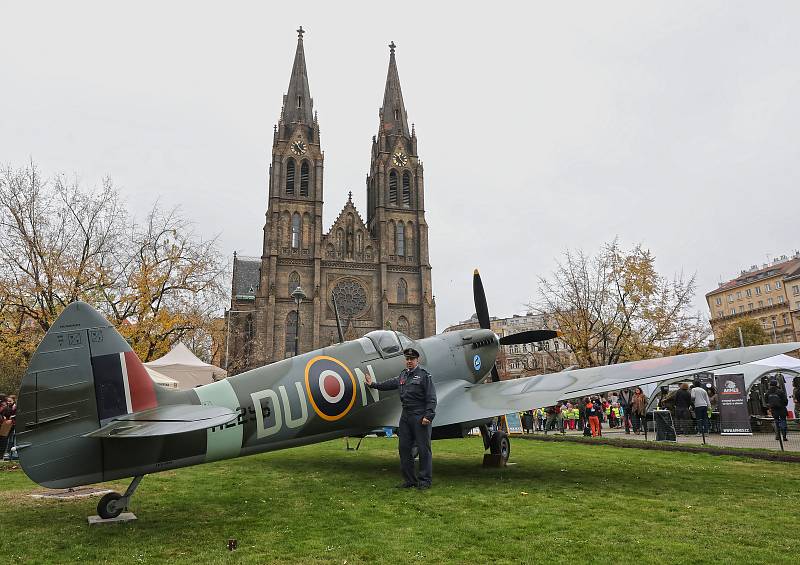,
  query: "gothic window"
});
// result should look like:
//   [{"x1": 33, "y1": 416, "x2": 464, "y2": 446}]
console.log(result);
[
  {"x1": 291, "y1": 213, "x2": 301, "y2": 249},
  {"x1": 300, "y1": 161, "x2": 309, "y2": 196},
  {"x1": 286, "y1": 159, "x2": 296, "y2": 195},
  {"x1": 336, "y1": 228, "x2": 345, "y2": 255},
  {"x1": 297, "y1": 96, "x2": 302, "y2": 109},
  {"x1": 331, "y1": 279, "x2": 368, "y2": 317},
  {"x1": 389, "y1": 170, "x2": 398, "y2": 205},
  {"x1": 387, "y1": 221, "x2": 395, "y2": 255},
  {"x1": 402, "y1": 172, "x2": 411, "y2": 207},
  {"x1": 406, "y1": 222, "x2": 413, "y2": 258},
  {"x1": 397, "y1": 278, "x2": 408, "y2": 303},
  {"x1": 356, "y1": 230, "x2": 364, "y2": 254},
  {"x1": 303, "y1": 212, "x2": 312, "y2": 248},
  {"x1": 397, "y1": 316, "x2": 409, "y2": 334},
  {"x1": 394, "y1": 109, "x2": 399, "y2": 120},
  {"x1": 395, "y1": 221, "x2": 405, "y2": 256},
  {"x1": 285, "y1": 310, "x2": 298, "y2": 357},
  {"x1": 288, "y1": 271, "x2": 300, "y2": 295}
]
